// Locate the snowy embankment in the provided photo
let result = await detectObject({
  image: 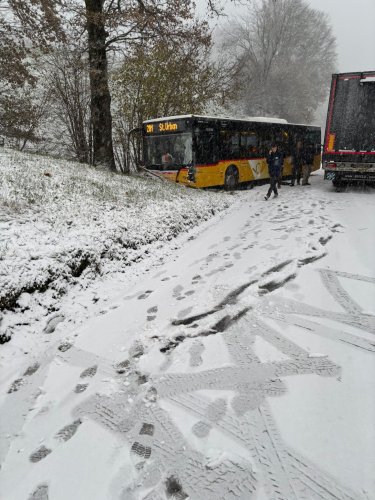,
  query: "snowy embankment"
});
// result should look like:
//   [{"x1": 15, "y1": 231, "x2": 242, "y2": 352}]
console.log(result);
[{"x1": 0, "y1": 148, "x2": 232, "y2": 337}]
